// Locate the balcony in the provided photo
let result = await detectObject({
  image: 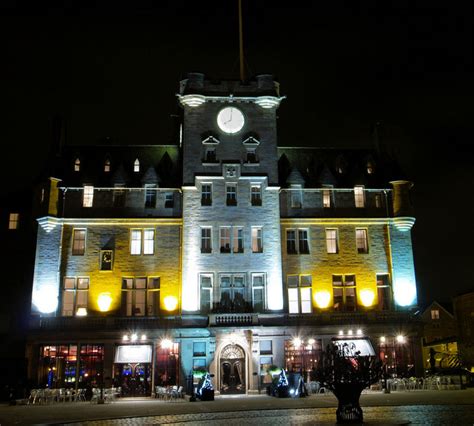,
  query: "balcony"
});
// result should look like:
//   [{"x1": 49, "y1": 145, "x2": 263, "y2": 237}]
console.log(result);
[{"x1": 209, "y1": 313, "x2": 258, "y2": 326}]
